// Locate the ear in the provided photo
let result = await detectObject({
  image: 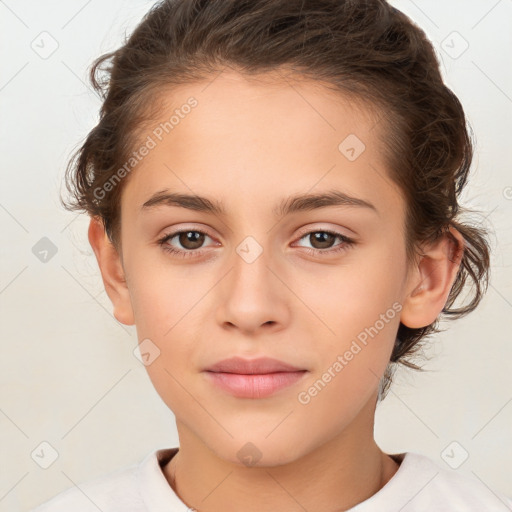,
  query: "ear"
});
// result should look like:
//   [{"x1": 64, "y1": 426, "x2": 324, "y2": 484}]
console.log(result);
[
  {"x1": 88, "y1": 216, "x2": 135, "y2": 326},
  {"x1": 400, "y1": 225, "x2": 465, "y2": 329}
]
